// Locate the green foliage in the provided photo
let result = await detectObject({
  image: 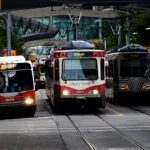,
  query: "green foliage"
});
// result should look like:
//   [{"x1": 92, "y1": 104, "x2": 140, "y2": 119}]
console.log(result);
[
  {"x1": 11, "y1": 34, "x2": 25, "y2": 54},
  {"x1": 106, "y1": 35, "x2": 118, "y2": 48},
  {"x1": 95, "y1": 43, "x2": 104, "y2": 49},
  {"x1": 92, "y1": 40, "x2": 104, "y2": 49},
  {"x1": 0, "y1": 27, "x2": 25, "y2": 56},
  {"x1": 0, "y1": 27, "x2": 7, "y2": 53},
  {"x1": 103, "y1": 11, "x2": 150, "y2": 47},
  {"x1": 129, "y1": 12, "x2": 150, "y2": 45}
]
